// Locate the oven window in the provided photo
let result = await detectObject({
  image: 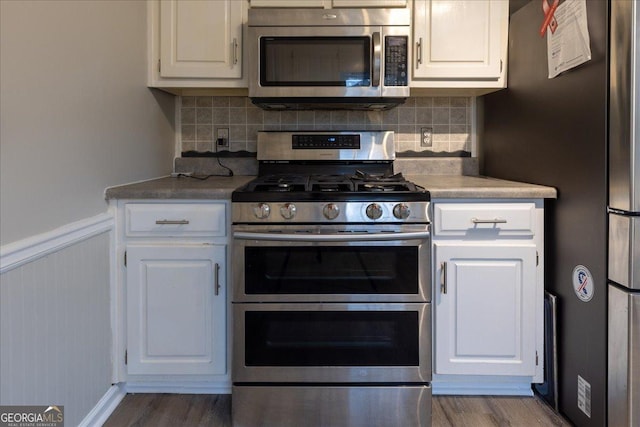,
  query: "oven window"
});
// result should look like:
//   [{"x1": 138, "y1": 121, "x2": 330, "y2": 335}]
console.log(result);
[
  {"x1": 245, "y1": 246, "x2": 418, "y2": 294},
  {"x1": 245, "y1": 311, "x2": 419, "y2": 366},
  {"x1": 260, "y1": 37, "x2": 371, "y2": 87}
]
